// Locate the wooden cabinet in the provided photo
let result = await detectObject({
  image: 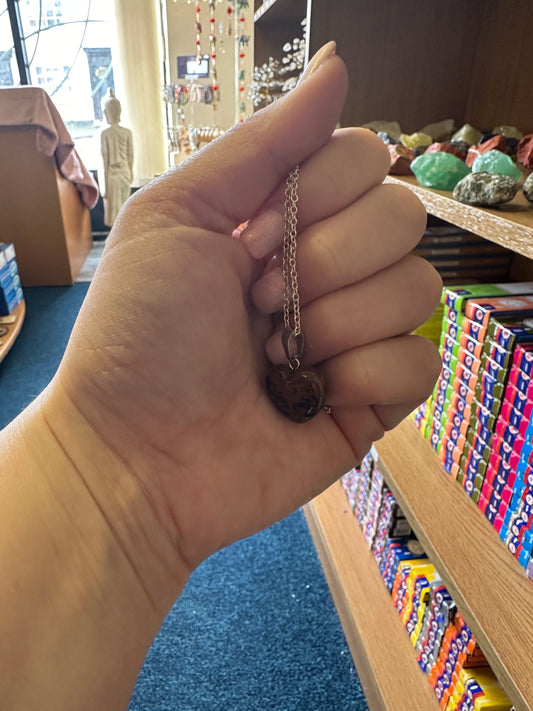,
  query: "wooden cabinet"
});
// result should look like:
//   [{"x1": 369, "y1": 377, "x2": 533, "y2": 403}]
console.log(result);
[
  {"x1": 255, "y1": 0, "x2": 533, "y2": 133},
  {"x1": 254, "y1": 1, "x2": 533, "y2": 709}
]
